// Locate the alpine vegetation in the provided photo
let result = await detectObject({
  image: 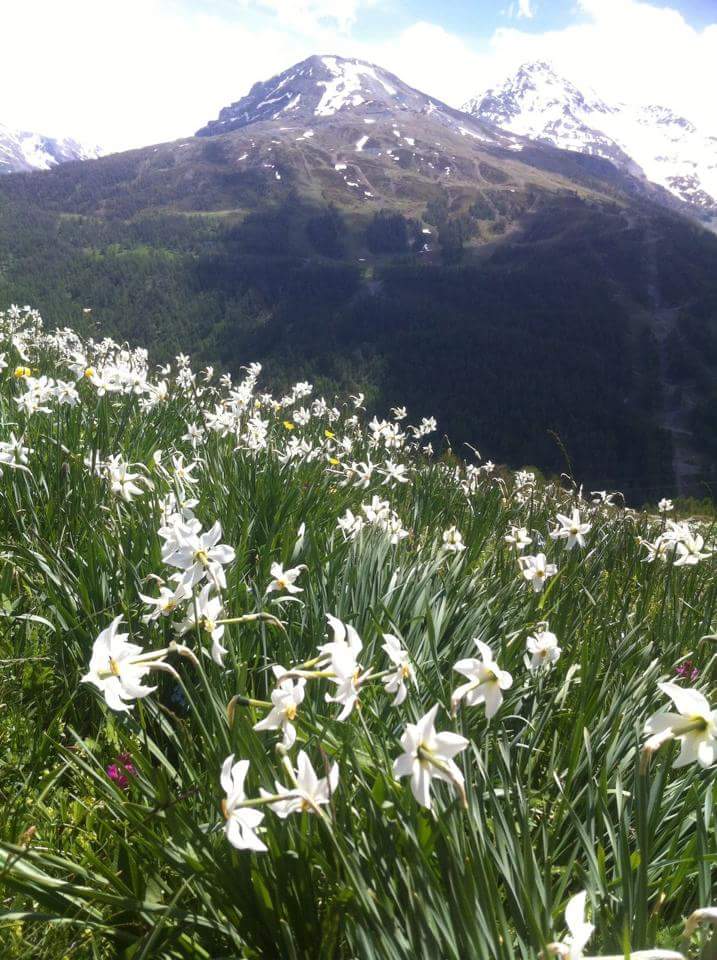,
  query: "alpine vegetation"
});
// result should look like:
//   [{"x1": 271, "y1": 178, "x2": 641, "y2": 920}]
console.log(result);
[{"x1": 0, "y1": 303, "x2": 716, "y2": 959}]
